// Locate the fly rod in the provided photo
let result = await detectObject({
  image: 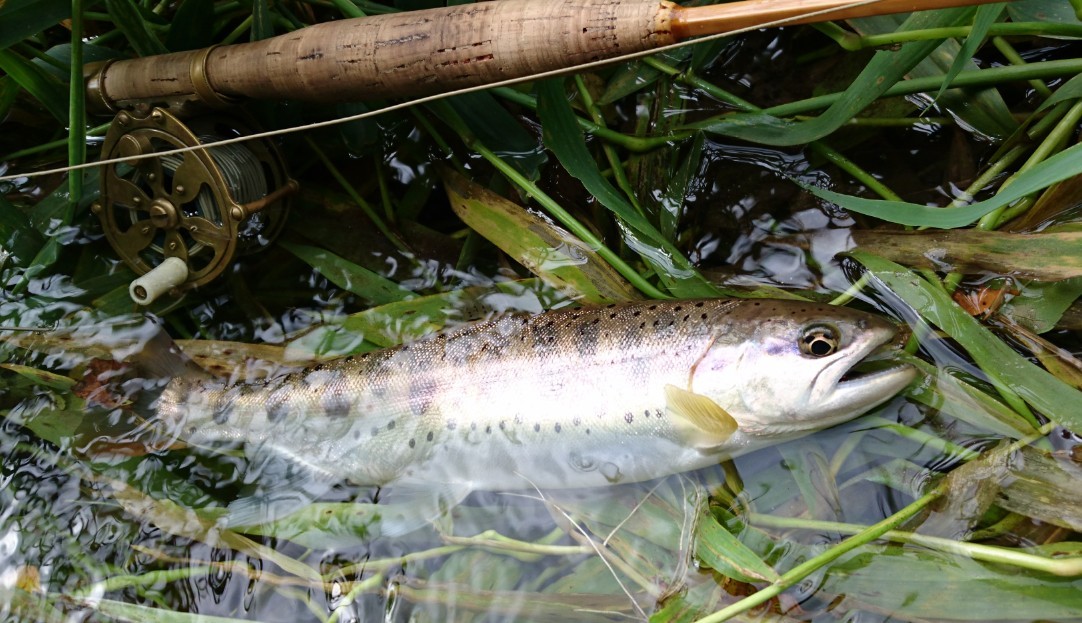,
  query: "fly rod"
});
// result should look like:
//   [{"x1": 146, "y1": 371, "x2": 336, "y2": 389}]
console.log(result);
[{"x1": 86, "y1": 0, "x2": 1002, "y2": 114}]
